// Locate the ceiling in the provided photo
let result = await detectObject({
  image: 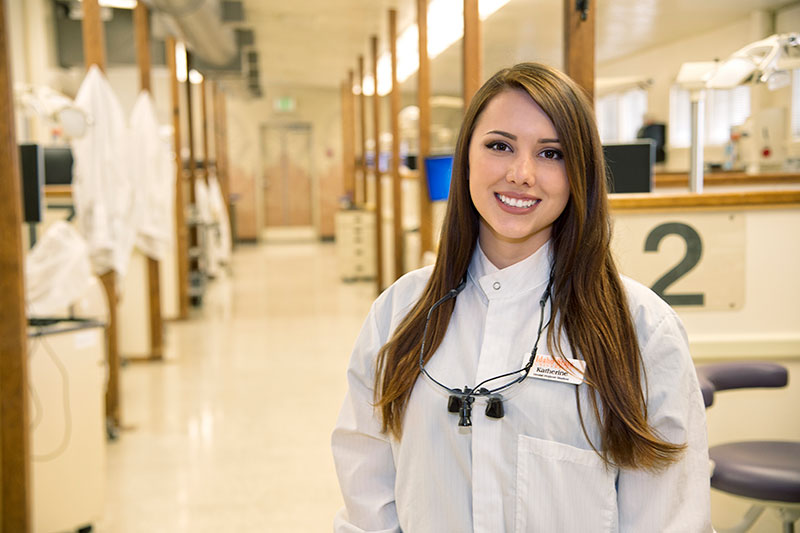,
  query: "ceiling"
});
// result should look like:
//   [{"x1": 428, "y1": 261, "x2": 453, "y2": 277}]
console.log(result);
[{"x1": 240, "y1": 0, "x2": 794, "y2": 96}]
